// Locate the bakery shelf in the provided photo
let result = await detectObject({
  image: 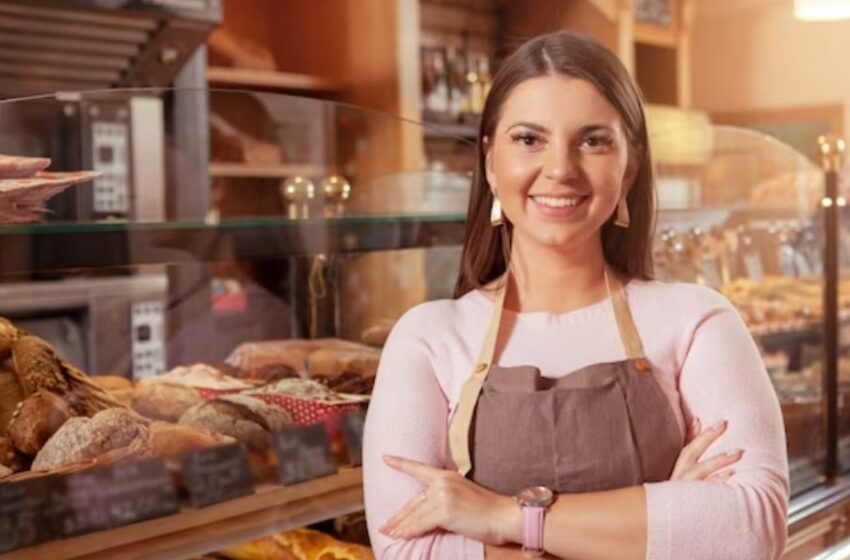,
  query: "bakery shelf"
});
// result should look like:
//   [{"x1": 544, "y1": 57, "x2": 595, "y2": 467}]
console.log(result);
[
  {"x1": 207, "y1": 66, "x2": 345, "y2": 94},
  {"x1": 0, "y1": 214, "x2": 466, "y2": 275},
  {"x1": 209, "y1": 162, "x2": 330, "y2": 179},
  {"x1": 1, "y1": 468, "x2": 363, "y2": 560}
]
